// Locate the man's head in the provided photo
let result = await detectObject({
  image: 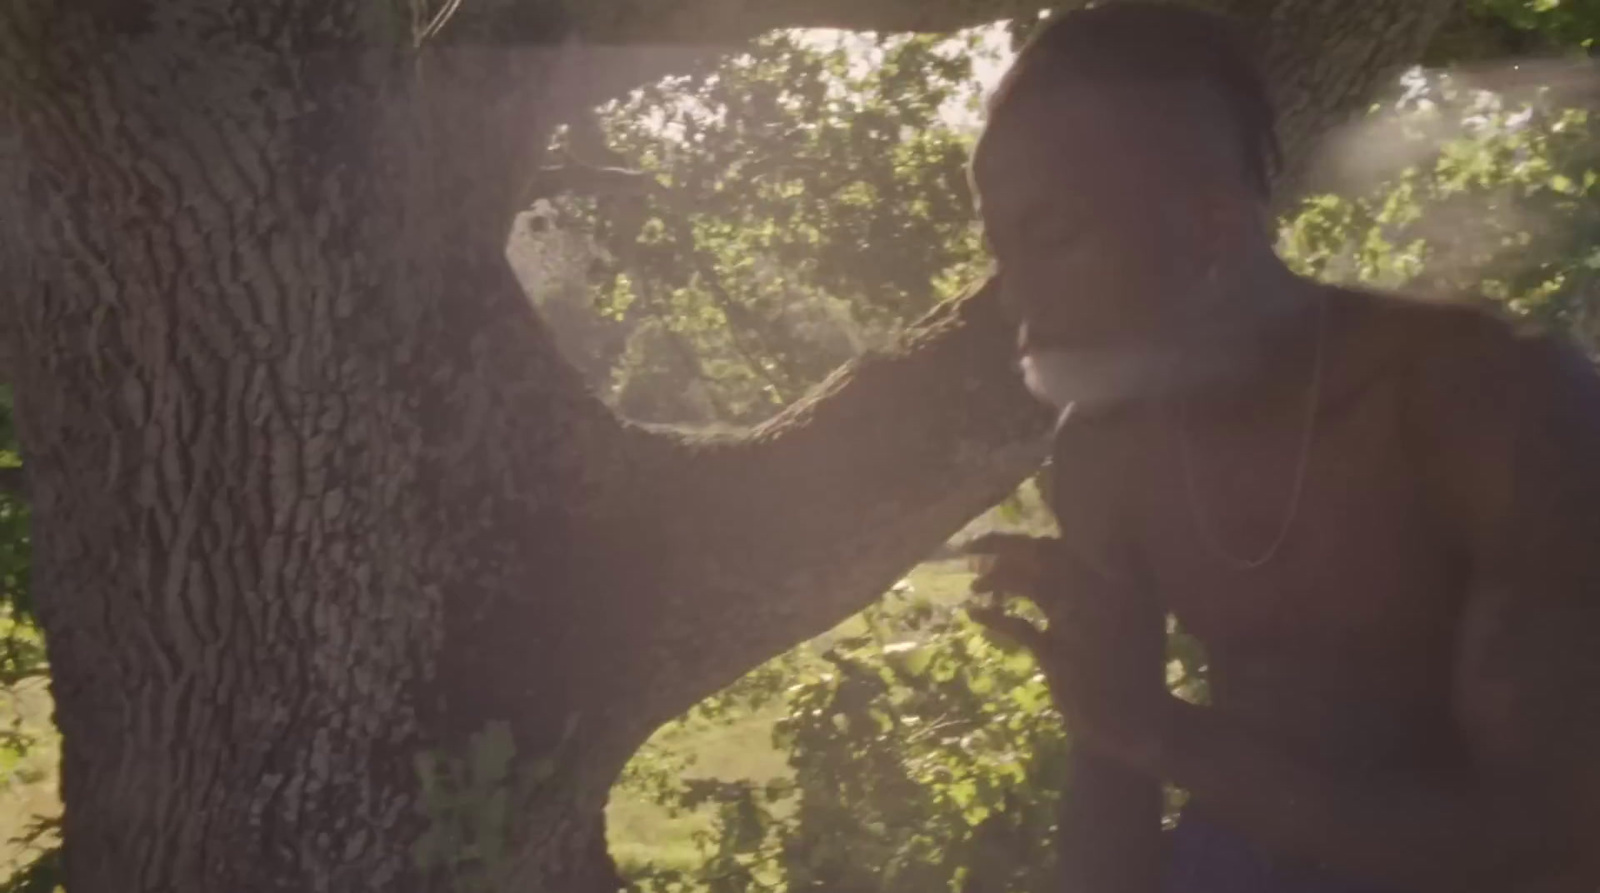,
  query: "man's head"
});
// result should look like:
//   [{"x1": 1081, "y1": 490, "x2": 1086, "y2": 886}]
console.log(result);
[{"x1": 971, "y1": 4, "x2": 1284, "y2": 406}]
